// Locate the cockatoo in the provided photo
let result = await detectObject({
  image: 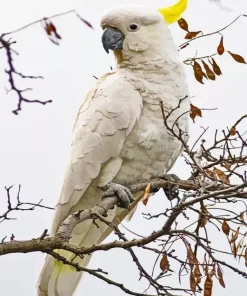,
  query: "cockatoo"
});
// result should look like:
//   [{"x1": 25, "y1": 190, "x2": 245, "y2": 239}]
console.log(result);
[{"x1": 37, "y1": 0, "x2": 190, "y2": 295}]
